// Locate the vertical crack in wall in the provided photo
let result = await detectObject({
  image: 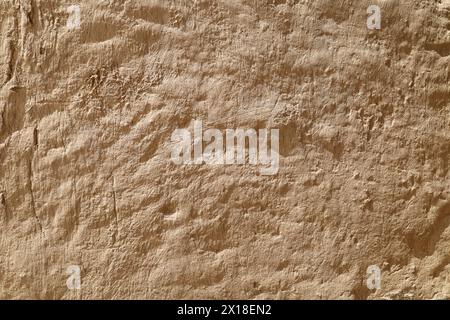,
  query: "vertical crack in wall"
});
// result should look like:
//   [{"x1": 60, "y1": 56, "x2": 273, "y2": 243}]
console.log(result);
[
  {"x1": 27, "y1": 157, "x2": 42, "y2": 235},
  {"x1": 111, "y1": 175, "x2": 119, "y2": 244},
  {"x1": 0, "y1": 190, "x2": 9, "y2": 222},
  {"x1": 1, "y1": 12, "x2": 19, "y2": 88}
]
